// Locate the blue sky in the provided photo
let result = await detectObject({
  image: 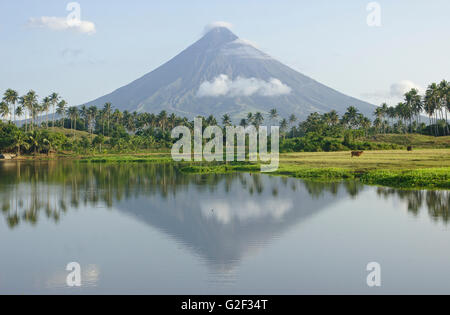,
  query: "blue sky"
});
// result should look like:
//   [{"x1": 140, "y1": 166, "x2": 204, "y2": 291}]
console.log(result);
[{"x1": 0, "y1": 0, "x2": 449, "y2": 108}]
